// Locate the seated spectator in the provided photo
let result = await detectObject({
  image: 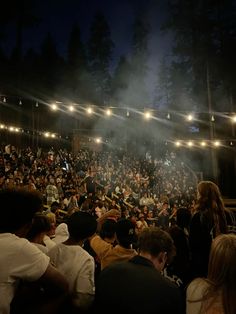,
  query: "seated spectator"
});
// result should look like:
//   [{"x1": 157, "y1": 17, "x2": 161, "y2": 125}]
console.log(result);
[
  {"x1": 136, "y1": 213, "x2": 148, "y2": 233},
  {"x1": 89, "y1": 217, "x2": 137, "y2": 270},
  {"x1": 0, "y1": 189, "x2": 68, "y2": 314},
  {"x1": 48, "y1": 211, "x2": 97, "y2": 312},
  {"x1": 99, "y1": 219, "x2": 117, "y2": 244},
  {"x1": 26, "y1": 213, "x2": 54, "y2": 253},
  {"x1": 186, "y1": 233, "x2": 236, "y2": 314},
  {"x1": 94, "y1": 227, "x2": 182, "y2": 314}
]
